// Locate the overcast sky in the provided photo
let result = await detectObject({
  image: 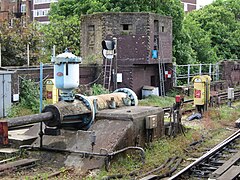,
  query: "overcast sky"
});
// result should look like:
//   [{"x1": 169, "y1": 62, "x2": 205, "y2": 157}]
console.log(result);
[{"x1": 198, "y1": 0, "x2": 215, "y2": 6}]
